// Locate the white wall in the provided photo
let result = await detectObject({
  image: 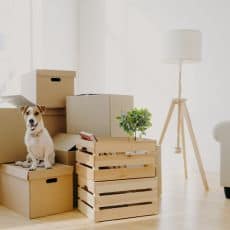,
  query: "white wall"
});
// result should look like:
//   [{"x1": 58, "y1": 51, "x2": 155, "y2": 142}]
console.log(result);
[
  {"x1": 79, "y1": 0, "x2": 129, "y2": 94},
  {"x1": 32, "y1": 0, "x2": 79, "y2": 72},
  {"x1": 79, "y1": 0, "x2": 107, "y2": 93},
  {"x1": 124, "y1": 0, "x2": 228, "y2": 173},
  {"x1": 41, "y1": 0, "x2": 79, "y2": 70},
  {"x1": 0, "y1": 0, "x2": 31, "y2": 95}
]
